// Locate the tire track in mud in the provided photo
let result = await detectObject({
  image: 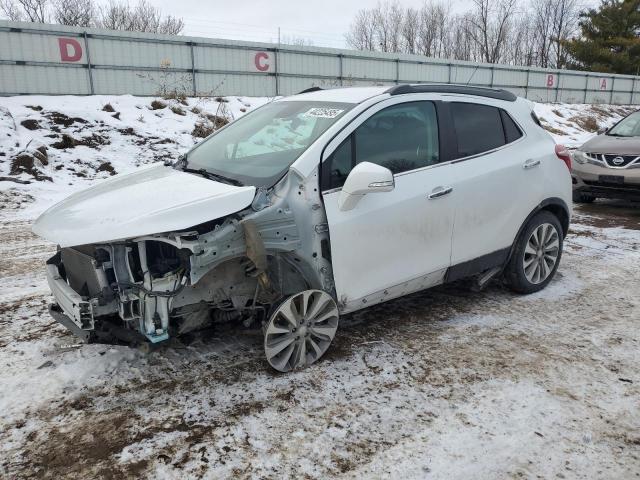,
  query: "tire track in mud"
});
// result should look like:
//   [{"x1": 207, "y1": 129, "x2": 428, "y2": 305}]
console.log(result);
[{"x1": 1, "y1": 205, "x2": 639, "y2": 478}]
